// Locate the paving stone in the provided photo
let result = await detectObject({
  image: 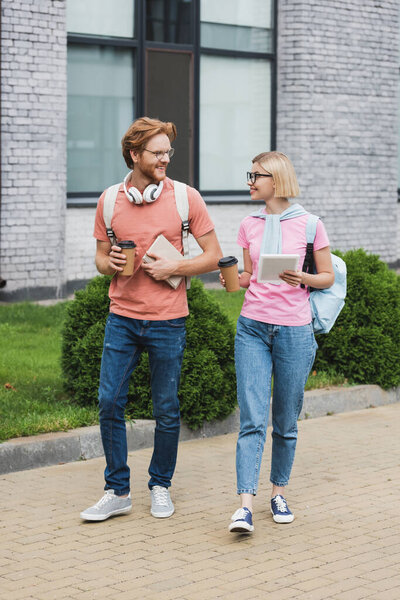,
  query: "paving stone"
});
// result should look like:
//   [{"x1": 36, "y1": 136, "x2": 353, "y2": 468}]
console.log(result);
[{"x1": 1, "y1": 404, "x2": 399, "y2": 599}]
